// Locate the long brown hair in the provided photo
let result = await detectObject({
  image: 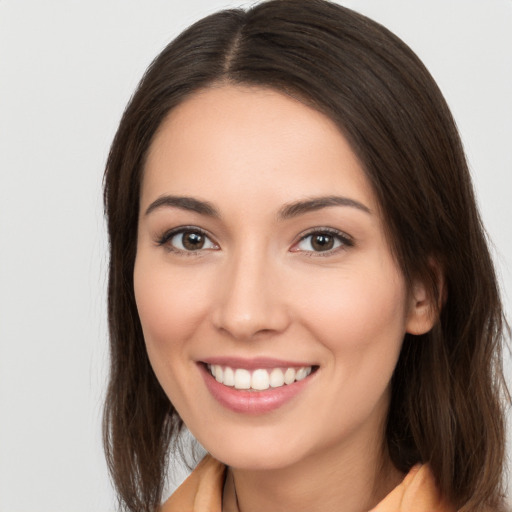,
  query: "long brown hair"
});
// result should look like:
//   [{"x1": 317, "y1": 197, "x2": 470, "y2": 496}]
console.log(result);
[{"x1": 103, "y1": 1, "x2": 510, "y2": 510}]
